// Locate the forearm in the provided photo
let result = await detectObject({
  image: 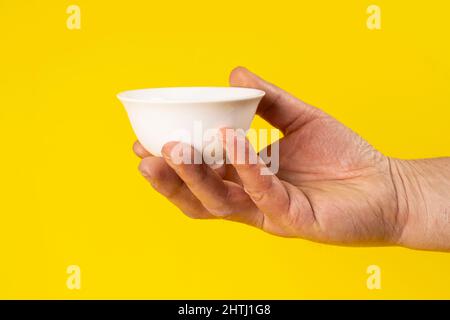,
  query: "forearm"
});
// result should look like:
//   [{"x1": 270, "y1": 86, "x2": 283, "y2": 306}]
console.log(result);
[{"x1": 390, "y1": 157, "x2": 450, "y2": 251}]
